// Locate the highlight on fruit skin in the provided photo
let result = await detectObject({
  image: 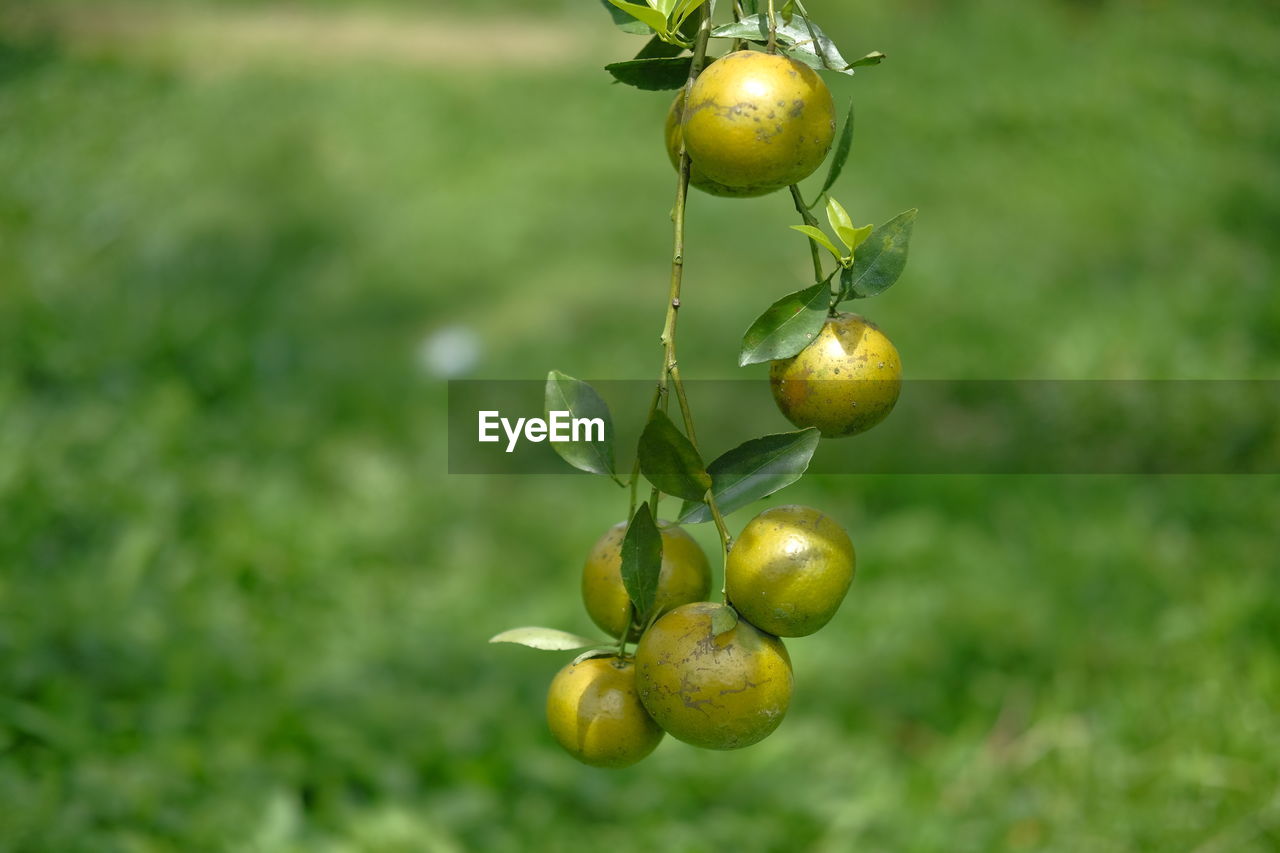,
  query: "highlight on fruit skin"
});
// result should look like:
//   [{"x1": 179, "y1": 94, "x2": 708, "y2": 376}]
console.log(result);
[
  {"x1": 634, "y1": 601, "x2": 793, "y2": 750},
  {"x1": 545, "y1": 655, "x2": 664, "y2": 769},
  {"x1": 581, "y1": 520, "x2": 712, "y2": 642},
  {"x1": 681, "y1": 50, "x2": 837, "y2": 192},
  {"x1": 665, "y1": 90, "x2": 780, "y2": 198},
  {"x1": 726, "y1": 504, "x2": 856, "y2": 637},
  {"x1": 769, "y1": 312, "x2": 902, "y2": 438}
]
